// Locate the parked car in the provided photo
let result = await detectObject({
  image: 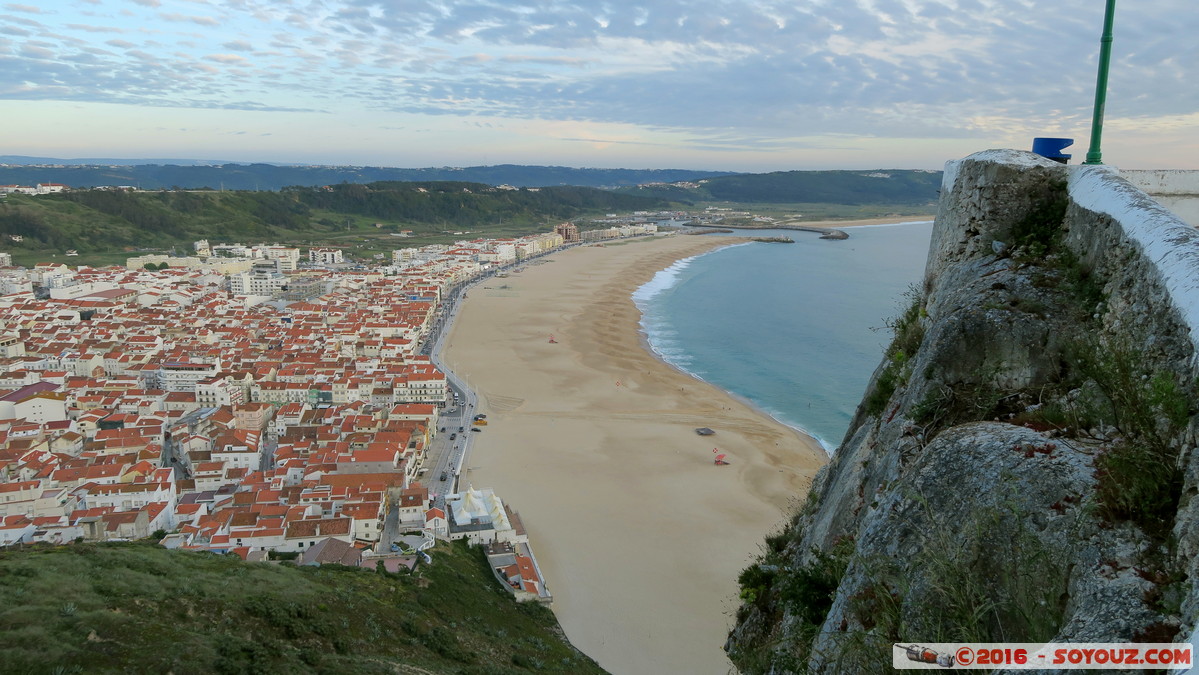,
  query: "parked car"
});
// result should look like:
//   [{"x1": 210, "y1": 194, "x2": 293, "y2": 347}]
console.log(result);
[
  {"x1": 440, "y1": 472, "x2": 448, "y2": 481},
  {"x1": 470, "y1": 427, "x2": 482, "y2": 432},
  {"x1": 450, "y1": 433, "x2": 457, "y2": 440}
]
